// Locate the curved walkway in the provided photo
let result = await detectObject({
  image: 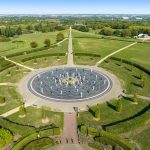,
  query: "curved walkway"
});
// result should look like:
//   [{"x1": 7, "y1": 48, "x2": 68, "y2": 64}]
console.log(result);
[
  {"x1": 1, "y1": 56, "x2": 35, "y2": 71},
  {"x1": 95, "y1": 42, "x2": 137, "y2": 67}
]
